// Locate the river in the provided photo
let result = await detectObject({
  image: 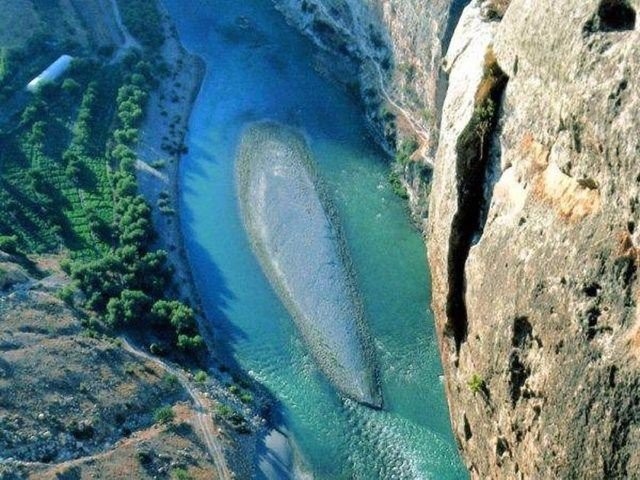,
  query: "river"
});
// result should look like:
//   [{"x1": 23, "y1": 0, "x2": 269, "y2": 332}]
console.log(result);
[{"x1": 163, "y1": 0, "x2": 467, "y2": 478}]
